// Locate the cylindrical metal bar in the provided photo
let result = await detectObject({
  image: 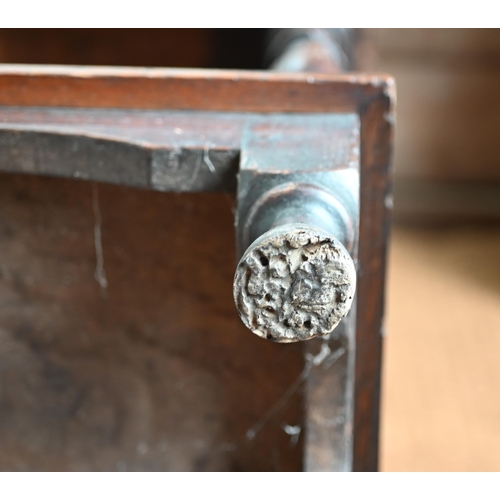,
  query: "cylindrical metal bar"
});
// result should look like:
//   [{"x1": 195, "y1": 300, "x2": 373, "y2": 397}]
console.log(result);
[
  {"x1": 266, "y1": 28, "x2": 355, "y2": 73},
  {"x1": 233, "y1": 108, "x2": 359, "y2": 343},
  {"x1": 233, "y1": 217, "x2": 356, "y2": 343},
  {"x1": 240, "y1": 182, "x2": 355, "y2": 254},
  {"x1": 233, "y1": 35, "x2": 360, "y2": 343}
]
